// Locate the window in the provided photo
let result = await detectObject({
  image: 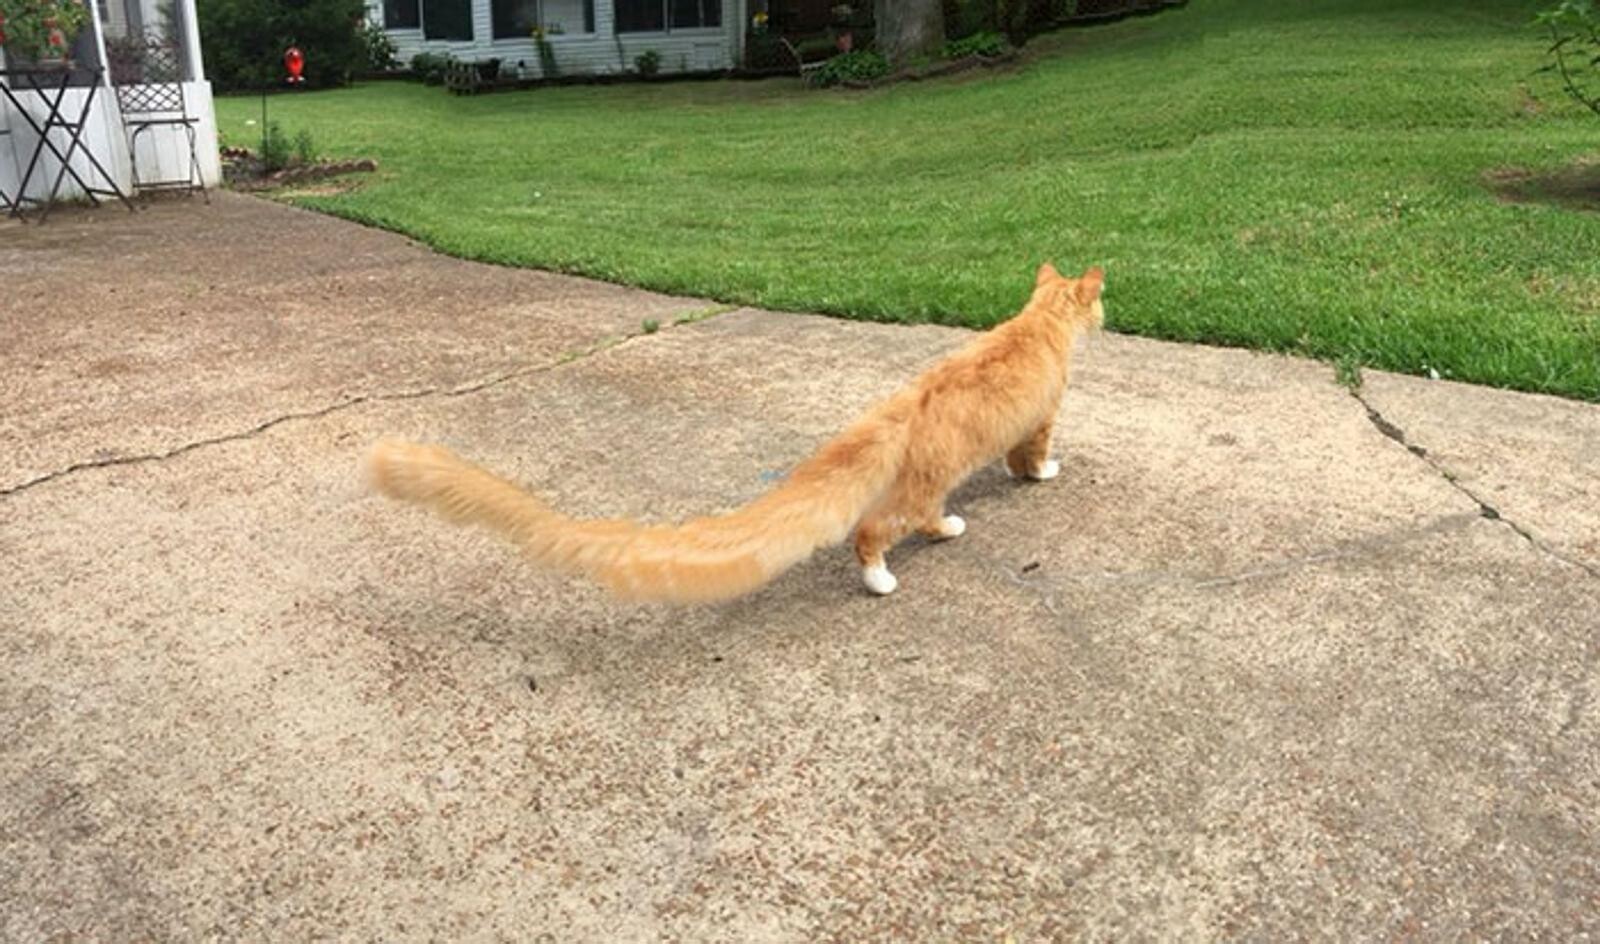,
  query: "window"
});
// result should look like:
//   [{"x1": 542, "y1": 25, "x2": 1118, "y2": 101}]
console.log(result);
[
  {"x1": 495, "y1": 0, "x2": 593, "y2": 37},
  {"x1": 543, "y1": 0, "x2": 596, "y2": 34},
  {"x1": 616, "y1": 0, "x2": 718, "y2": 31},
  {"x1": 423, "y1": 0, "x2": 472, "y2": 40},
  {"x1": 385, "y1": 0, "x2": 421, "y2": 29},
  {"x1": 614, "y1": 0, "x2": 663, "y2": 32},
  {"x1": 669, "y1": 0, "x2": 719, "y2": 28},
  {"x1": 492, "y1": 0, "x2": 538, "y2": 37}
]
